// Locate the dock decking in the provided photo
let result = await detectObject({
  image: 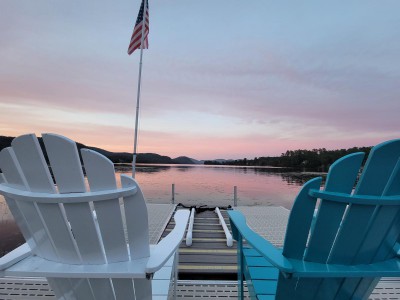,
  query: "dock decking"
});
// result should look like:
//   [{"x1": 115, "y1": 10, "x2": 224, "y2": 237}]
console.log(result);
[{"x1": 163, "y1": 209, "x2": 237, "y2": 280}]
